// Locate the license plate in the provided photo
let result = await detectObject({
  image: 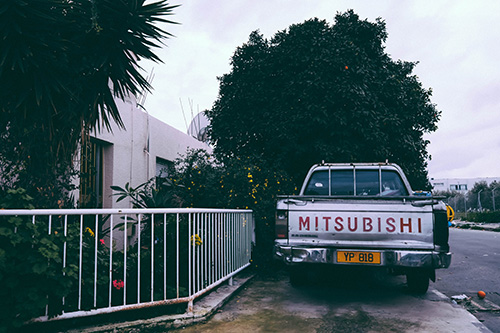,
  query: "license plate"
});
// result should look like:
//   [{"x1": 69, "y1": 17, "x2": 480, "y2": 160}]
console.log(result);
[{"x1": 337, "y1": 251, "x2": 381, "y2": 264}]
